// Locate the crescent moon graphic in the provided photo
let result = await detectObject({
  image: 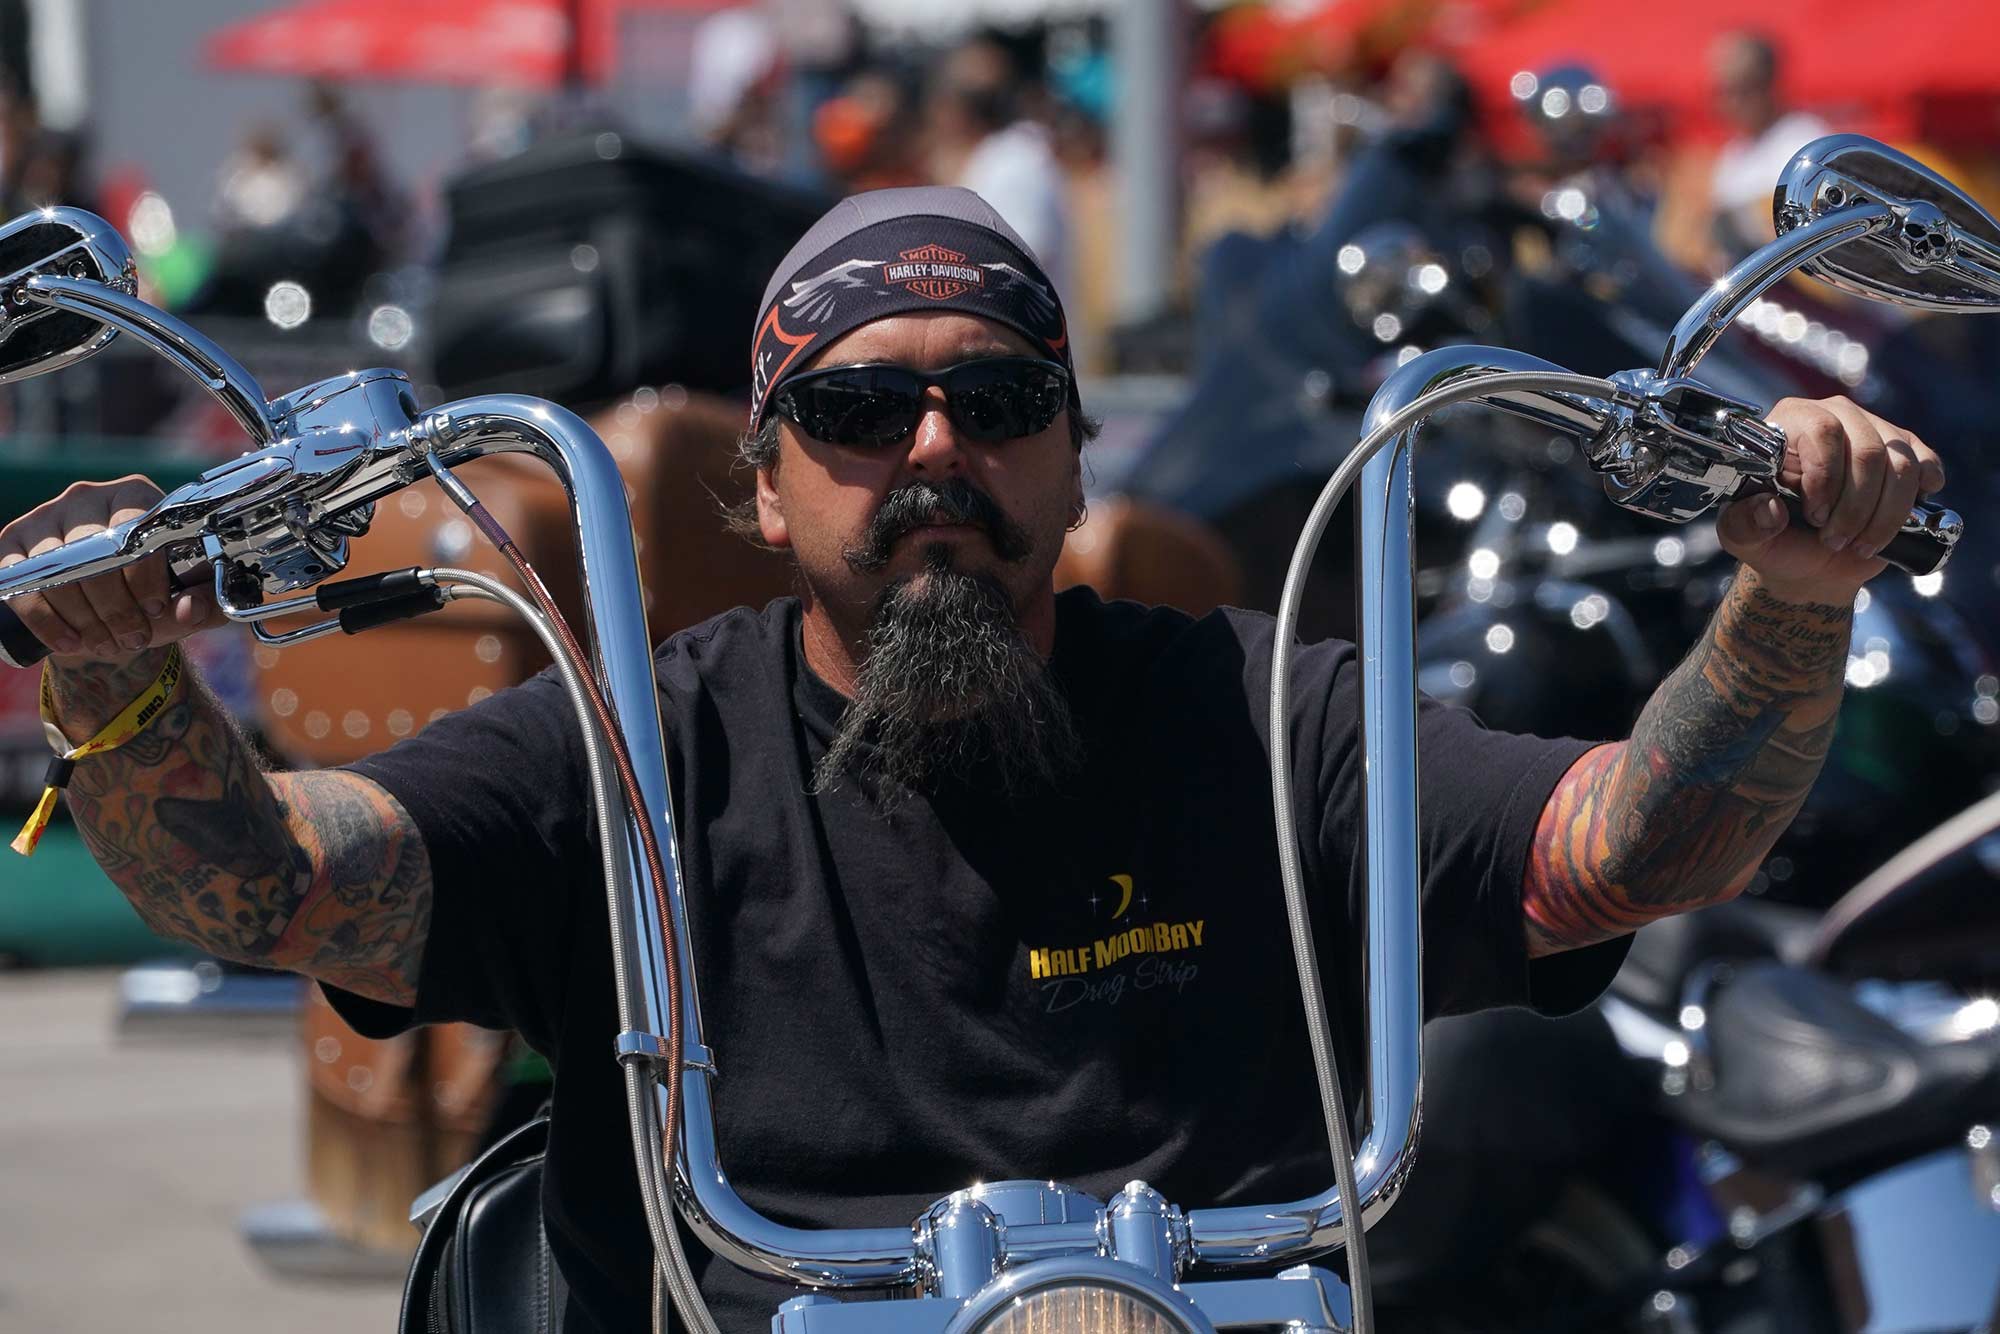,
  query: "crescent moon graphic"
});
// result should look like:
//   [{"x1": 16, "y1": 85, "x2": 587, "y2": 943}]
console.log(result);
[{"x1": 1109, "y1": 874, "x2": 1134, "y2": 919}]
